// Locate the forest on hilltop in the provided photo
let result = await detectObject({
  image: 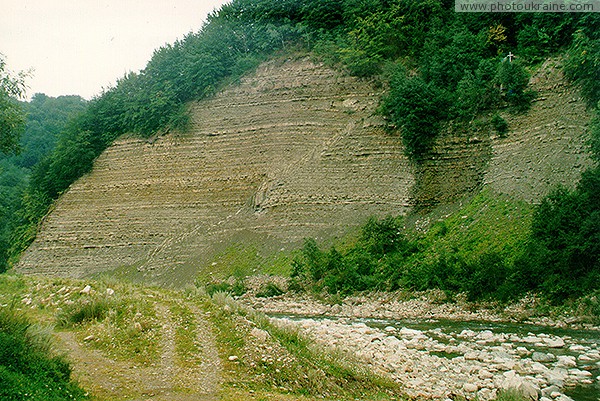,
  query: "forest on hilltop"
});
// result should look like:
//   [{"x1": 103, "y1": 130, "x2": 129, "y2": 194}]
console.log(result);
[
  {"x1": 0, "y1": 94, "x2": 87, "y2": 272},
  {"x1": 1, "y1": 0, "x2": 599, "y2": 305}
]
